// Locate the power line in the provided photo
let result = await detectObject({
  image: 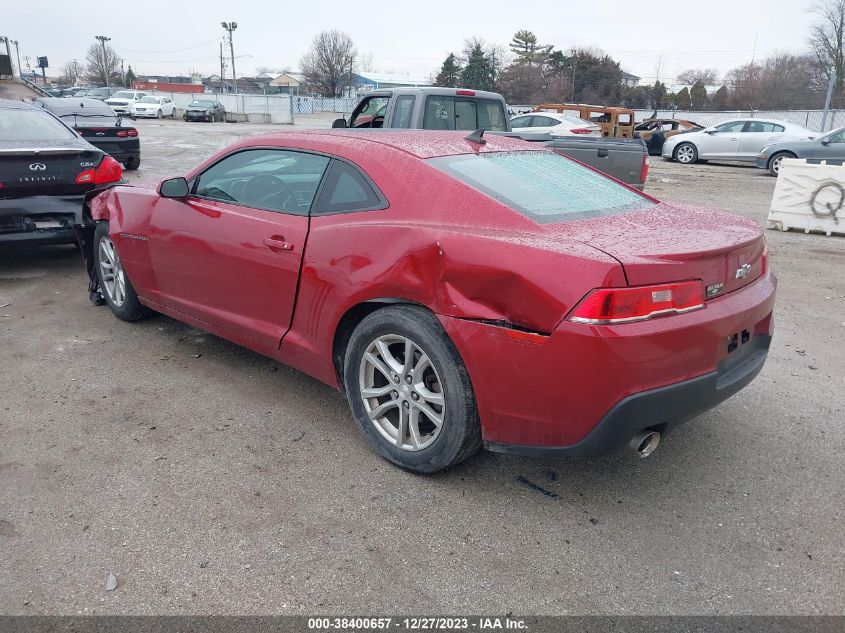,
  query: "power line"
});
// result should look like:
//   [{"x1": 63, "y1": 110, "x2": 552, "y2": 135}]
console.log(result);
[{"x1": 113, "y1": 38, "x2": 221, "y2": 54}]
